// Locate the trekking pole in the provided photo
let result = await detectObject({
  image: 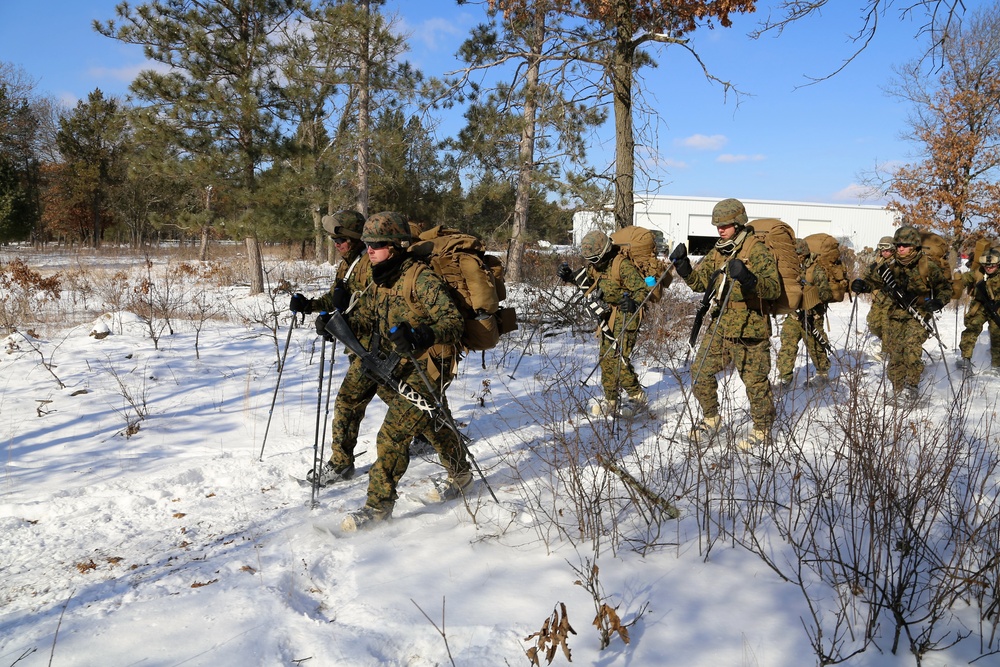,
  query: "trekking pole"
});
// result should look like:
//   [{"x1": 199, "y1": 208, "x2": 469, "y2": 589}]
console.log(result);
[
  {"x1": 662, "y1": 277, "x2": 736, "y2": 446},
  {"x1": 313, "y1": 324, "x2": 338, "y2": 503},
  {"x1": 398, "y1": 344, "x2": 499, "y2": 504},
  {"x1": 258, "y1": 312, "x2": 298, "y2": 462},
  {"x1": 310, "y1": 334, "x2": 327, "y2": 509},
  {"x1": 930, "y1": 317, "x2": 958, "y2": 401}
]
